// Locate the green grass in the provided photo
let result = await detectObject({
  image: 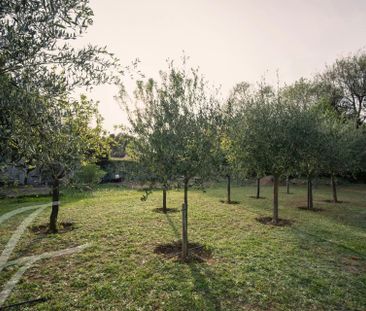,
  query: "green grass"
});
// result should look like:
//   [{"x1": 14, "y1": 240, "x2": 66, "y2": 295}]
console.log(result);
[{"x1": 0, "y1": 183, "x2": 365, "y2": 310}]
